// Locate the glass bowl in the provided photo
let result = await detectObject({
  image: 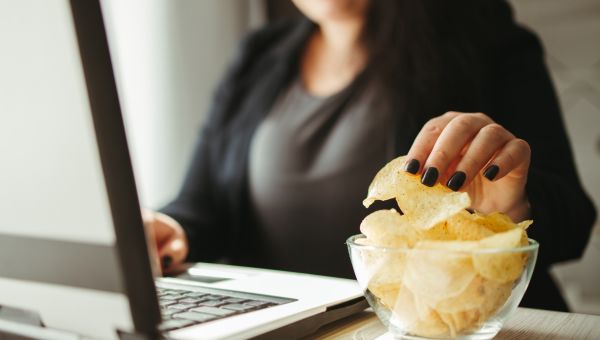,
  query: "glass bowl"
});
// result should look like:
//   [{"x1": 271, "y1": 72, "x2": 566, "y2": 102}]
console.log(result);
[{"x1": 347, "y1": 234, "x2": 538, "y2": 339}]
